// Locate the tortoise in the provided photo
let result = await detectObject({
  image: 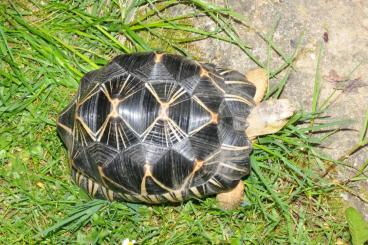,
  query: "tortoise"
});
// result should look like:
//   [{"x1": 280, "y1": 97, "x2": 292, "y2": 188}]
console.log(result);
[{"x1": 57, "y1": 52, "x2": 294, "y2": 209}]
